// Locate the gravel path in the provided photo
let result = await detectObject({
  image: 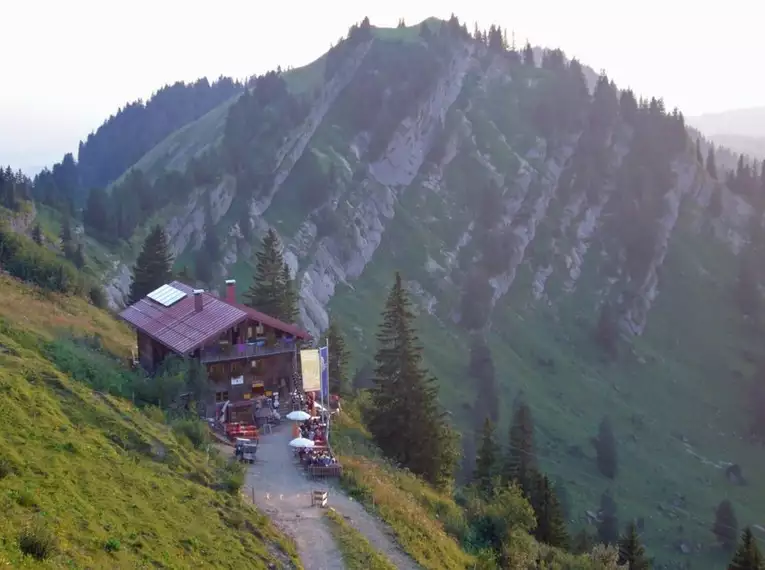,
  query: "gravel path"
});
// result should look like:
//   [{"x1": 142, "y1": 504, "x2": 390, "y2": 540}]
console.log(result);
[{"x1": 237, "y1": 423, "x2": 420, "y2": 570}]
